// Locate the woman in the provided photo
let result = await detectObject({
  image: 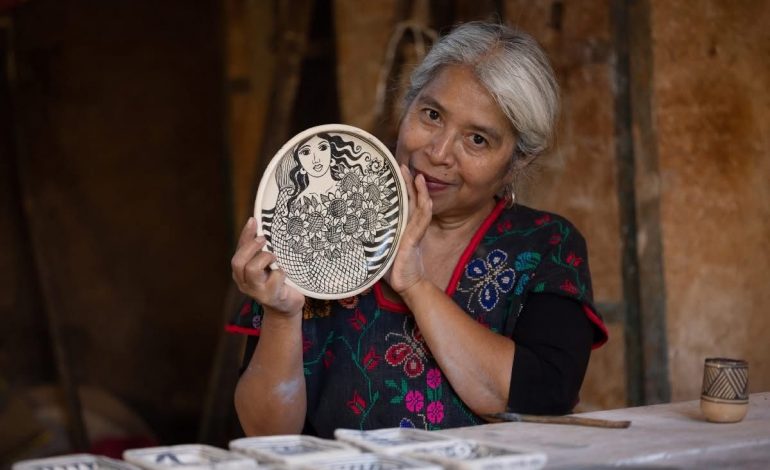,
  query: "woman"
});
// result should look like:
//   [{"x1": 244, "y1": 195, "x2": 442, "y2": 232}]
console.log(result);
[{"x1": 229, "y1": 21, "x2": 608, "y2": 437}]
